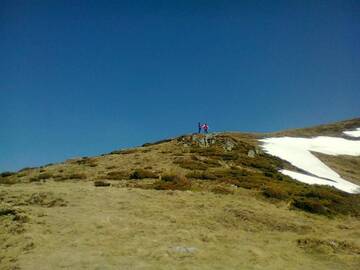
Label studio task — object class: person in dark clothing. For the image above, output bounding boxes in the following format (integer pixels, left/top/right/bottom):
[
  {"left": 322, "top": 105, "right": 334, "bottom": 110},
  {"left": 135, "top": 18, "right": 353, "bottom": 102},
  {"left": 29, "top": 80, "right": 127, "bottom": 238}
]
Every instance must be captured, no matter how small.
[{"left": 198, "top": 122, "right": 202, "bottom": 133}]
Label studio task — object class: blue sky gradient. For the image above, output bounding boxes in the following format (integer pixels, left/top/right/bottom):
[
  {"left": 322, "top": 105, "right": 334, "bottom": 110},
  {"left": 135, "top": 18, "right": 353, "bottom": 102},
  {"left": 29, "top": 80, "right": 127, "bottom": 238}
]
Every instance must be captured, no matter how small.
[{"left": 1, "top": 0, "right": 360, "bottom": 171}]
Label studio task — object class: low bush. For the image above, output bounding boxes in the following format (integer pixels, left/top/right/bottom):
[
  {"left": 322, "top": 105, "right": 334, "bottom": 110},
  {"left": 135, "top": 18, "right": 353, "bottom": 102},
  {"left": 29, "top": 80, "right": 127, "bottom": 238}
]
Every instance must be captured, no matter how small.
[
  {"left": 53, "top": 175, "right": 67, "bottom": 181},
  {"left": 186, "top": 170, "right": 217, "bottom": 180},
  {"left": 210, "top": 185, "right": 234, "bottom": 195},
  {"left": 152, "top": 174, "right": 191, "bottom": 191},
  {"left": 292, "top": 198, "right": 331, "bottom": 216},
  {"left": 1, "top": 171, "right": 15, "bottom": 177},
  {"left": 73, "top": 157, "right": 98, "bottom": 167},
  {"left": 262, "top": 185, "right": 289, "bottom": 200},
  {"left": 129, "top": 169, "right": 157, "bottom": 179},
  {"left": 29, "top": 172, "right": 53, "bottom": 182},
  {"left": 38, "top": 173, "right": 53, "bottom": 180},
  {"left": 141, "top": 138, "right": 172, "bottom": 147},
  {"left": 107, "top": 171, "right": 129, "bottom": 180},
  {"left": 67, "top": 173, "right": 87, "bottom": 180},
  {"left": 0, "top": 177, "right": 17, "bottom": 184},
  {"left": 94, "top": 180, "right": 111, "bottom": 187},
  {"left": 110, "top": 149, "right": 138, "bottom": 155}
]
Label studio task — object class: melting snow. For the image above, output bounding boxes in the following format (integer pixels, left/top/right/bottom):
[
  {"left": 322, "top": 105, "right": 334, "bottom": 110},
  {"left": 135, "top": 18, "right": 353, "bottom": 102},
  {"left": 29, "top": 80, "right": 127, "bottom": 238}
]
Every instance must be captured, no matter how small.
[
  {"left": 343, "top": 128, "right": 360, "bottom": 138},
  {"left": 260, "top": 135, "right": 360, "bottom": 193}
]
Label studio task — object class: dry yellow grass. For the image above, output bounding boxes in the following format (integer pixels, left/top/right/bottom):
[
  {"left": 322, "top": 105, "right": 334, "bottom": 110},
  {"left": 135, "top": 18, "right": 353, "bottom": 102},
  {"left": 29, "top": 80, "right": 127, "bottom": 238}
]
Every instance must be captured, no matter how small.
[{"left": 1, "top": 181, "right": 360, "bottom": 270}]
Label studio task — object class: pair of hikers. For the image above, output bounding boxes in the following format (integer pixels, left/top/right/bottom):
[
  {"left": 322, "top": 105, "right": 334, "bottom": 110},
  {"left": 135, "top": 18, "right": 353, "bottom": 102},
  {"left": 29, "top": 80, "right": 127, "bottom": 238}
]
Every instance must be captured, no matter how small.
[{"left": 198, "top": 122, "right": 209, "bottom": 134}]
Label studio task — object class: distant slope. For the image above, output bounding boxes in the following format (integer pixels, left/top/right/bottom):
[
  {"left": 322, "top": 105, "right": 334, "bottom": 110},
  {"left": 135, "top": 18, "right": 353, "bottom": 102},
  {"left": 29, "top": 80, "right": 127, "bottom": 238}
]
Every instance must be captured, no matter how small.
[{"left": 263, "top": 118, "right": 360, "bottom": 138}]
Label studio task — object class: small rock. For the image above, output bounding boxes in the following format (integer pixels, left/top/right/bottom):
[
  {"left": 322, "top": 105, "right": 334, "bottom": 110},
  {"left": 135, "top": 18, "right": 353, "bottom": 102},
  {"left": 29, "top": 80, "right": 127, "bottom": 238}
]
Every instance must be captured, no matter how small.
[
  {"left": 248, "top": 149, "right": 256, "bottom": 158},
  {"left": 223, "top": 139, "right": 235, "bottom": 151},
  {"left": 255, "top": 146, "right": 263, "bottom": 155},
  {"left": 170, "top": 246, "right": 198, "bottom": 254}
]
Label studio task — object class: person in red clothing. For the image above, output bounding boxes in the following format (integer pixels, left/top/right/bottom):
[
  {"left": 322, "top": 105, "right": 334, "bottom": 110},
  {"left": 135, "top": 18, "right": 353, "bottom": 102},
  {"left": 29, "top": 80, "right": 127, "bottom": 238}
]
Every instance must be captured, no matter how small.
[{"left": 203, "top": 123, "right": 209, "bottom": 133}]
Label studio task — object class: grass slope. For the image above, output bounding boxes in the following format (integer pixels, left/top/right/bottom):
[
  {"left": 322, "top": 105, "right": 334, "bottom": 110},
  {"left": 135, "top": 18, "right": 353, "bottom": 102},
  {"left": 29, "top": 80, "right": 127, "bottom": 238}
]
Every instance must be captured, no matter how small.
[{"left": 1, "top": 118, "right": 360, "bottom": 269}]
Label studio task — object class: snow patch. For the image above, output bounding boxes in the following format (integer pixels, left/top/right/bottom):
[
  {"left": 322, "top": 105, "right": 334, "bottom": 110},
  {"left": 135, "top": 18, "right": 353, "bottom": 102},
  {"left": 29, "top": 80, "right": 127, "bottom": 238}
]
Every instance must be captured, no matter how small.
[
  {"left": 260, "top": 135, "right": 360, "bottom": 194},
  {"left": 343, "top": 128, "right": 360, "bottom": 138}
]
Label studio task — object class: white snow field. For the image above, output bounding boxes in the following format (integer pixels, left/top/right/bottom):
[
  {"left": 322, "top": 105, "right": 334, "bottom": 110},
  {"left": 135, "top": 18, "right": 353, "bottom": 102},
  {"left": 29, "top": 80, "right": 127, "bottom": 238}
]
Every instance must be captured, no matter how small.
[
  {"left": 343, "top": 127, "right": 360, "bottom": 138},
  {"left": 260, "top": 135, "right": 360, "bottom": 193}
]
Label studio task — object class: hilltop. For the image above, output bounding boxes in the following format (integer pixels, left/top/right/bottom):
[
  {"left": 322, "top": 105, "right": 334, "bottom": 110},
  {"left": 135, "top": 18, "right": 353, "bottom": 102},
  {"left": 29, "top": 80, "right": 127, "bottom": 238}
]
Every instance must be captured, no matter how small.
[{"left": 1, "top": 118, "right": 360, "bottom": 269}]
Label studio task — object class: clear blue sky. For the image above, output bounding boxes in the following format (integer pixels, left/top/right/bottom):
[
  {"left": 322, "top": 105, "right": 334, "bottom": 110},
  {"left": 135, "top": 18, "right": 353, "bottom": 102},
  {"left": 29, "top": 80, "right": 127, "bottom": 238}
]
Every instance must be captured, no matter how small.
[{"left": 1, "top": 0, "right": 359, "bottom": 172}]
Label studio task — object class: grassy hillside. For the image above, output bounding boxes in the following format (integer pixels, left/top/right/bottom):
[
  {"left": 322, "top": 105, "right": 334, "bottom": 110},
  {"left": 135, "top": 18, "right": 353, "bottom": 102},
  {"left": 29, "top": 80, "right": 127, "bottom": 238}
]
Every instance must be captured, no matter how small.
[
  {"left": 1, "top": 118, "right": 360, "bottom": 269},
  {"left": 262, "top": 118, "right": 360, "bottom": 138}
]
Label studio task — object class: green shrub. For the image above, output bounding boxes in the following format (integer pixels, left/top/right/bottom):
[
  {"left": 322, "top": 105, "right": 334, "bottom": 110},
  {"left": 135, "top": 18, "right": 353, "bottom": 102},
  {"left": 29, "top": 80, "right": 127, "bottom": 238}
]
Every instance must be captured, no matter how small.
[
  {"left": 264, "top": 172, "right": 274, "bottom": 178},
  {"left": 292, "top": 198, "right": 331, "bottom": 215},
  {"left": 0, "top": 171, "right": 15, "bottom": 177},
  {"left": 303, "top": 188, "right": 344, "bottom": 202},
  {"left": 129, "top": 169, "right": 157, "bottom": 179}
]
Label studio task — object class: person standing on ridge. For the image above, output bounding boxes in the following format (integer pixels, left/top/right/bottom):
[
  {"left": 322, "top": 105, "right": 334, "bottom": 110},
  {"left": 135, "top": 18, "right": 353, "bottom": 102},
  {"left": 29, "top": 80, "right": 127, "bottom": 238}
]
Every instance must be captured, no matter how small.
[
  {"left": 198, "top": 122, "right": 202, "bottom": 134},
  {"left": 203, "top": 123, "right": 209, "bottom": 133}
]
